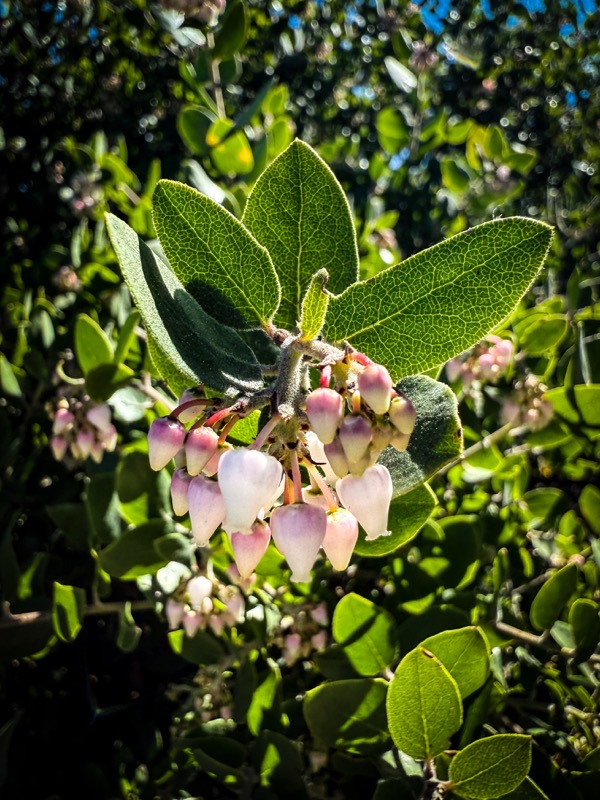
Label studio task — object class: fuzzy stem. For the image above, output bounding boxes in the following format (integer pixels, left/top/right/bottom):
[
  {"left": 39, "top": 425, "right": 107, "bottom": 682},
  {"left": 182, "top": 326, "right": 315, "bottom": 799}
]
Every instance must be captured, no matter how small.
[{"left": 250, "top": 413, "right": 281, "bottom": 450}]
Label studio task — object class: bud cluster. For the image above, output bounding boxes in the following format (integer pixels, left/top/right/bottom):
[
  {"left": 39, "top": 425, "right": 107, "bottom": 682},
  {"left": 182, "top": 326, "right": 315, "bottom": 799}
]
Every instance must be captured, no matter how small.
[
  {"left": 446, "top": 335, "right": 514, "bottom": 386},
  {"left": 164, "top": 573, "right": 245, "bottom": 638},
  {"left": 50, "top": 398, "right": 117, "bottom": 463},
  {"left": 500, "top": 374, "right": 554, "bottom": 431},
  {"left": 147, "top": 350, "right": 416, "bottom": 584},
  {"left": 279, "top": 602, "right": 329, "bottom": 666}
]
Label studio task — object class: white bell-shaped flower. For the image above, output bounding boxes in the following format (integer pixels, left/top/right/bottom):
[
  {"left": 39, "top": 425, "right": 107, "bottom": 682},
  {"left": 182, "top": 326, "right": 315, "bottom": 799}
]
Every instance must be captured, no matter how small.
[
  {"left": 185, "top": 426, "right": 219, "bottom": 476},
  {"left": 230, "top": 520, "right": 271, "bottom": 579},
  {"left": 322, "top": 508, "right": 359, "bottom": 570},
  {"left": 305, "top": 430, "right": 340, "bottom": 485},
  {"left": 336, "top": 465, "right": 393, "bottom": 541},
  {"left": 270, "top": 503, "right": 327, "bottom": 583},
  {"left": 188, "top": 475, "right": 226, "bottom": 546},
  {"left": 170, "top": 468, "right": 194, "bottom": 516},
  {"left": 187, "top": 575, "right": 213, "bottom": 608},
  {"left": 219, "top": 448, "right": 283, "bottom": 534},
  {"left": 305, "top": 387, "right": 344, "bottom": 444}
]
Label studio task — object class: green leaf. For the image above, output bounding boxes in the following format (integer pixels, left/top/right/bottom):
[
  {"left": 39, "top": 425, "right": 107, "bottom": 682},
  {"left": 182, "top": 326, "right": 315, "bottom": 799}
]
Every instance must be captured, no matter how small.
[
  {"left": 207, "top": 118, "right": 254, "bottom": 176},
  {"left": 213, "top": 0, "right": 248, "bottom": 60},
  {"left": 354, "top": 483, "right": 436, "bottom": 557},
  {"left": 579, "top": 484, "right": 600, "bottom": 534},
  {"left": 113, "top": 310, "right": 140, "bottom": 365},
  {"left": 247, "top": 660, "right": 283, "bottom": 735},
  {"left": 85, "top": 362, "right": 135, "bottom": 402},
  {"left": 323, "top": 218, "right": 553, "bottom": 379},
  {"left": 0, "top": 354, "right": 21, "bottom": 398},
  {"left": 152, "top": 180, "right": 279, "bottom": 329},
  {"left": 518, "top": 314, "right": 568, "bottom": 354},
  {"left": 379, "top": 375, "right": 462, "bottom": 496},
  {"left": 168, "top": 629, "right": 225, "bottom": 666},
  {"left": 176, "top": 106, "right": 215, "bottom": 155},
  {"left": 243, "top": 140, "right": 359, "bottom": 330},
  {"left": 569, "top": 598, "right": 600, "bottom": 662},
  {"left": 299, "top": 269, "right": 330, "bottom": 340},
  {"left": 98, "top": 519, "right": 170, "bottom": 579},
  {"left": 52, "top": 582, "right": 86, "bottom": 643},
  {"left": 386, "top": 647, "right": 463, "bottom": 760},
  {"left": 530, "top": 563, "right": 578, "bottom": 632},
  {"left": 304, "top": 678, "right": 390, "bottom": 755},
  {"left": 441, "top": 159, "right": 471, "bottom": 194},
  {"left": 253, "top": 731, "right": 306, "bottom": 796},
  {"left": 332, "top": 593, "right": 397, "bottom": 676},
  {"left": 106, "top": 213, "right": 263, "bottom": 393},
  {"left": 448, "top": 734, "right": 532, "bottom": 799},
  {"left": 420, "top": 627, "right": 489, "bottom": 699},
  {"left": 116, "top": 450, "right": 170, "bottom": 526},
  {"left": 545, "top": 384, "right": 600, "bottom": 436},
  {"left": 497, "top": 777, "right": 548, "bottom": 799},
  {"left": 74, "top": 314, "right": 114, "bottom": 374},
  {"left": 116, "top": 602, "right": 142, "bottom": 653},
  {"left": 376, "top": 108, "right": 409, "bottom": 152}
]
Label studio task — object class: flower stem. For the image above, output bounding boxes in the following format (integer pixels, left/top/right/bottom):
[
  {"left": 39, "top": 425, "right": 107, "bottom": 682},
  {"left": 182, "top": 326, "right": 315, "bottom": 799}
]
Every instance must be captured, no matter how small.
[{"left": 303, "top": 460, "right": 338, "bottom": 512}]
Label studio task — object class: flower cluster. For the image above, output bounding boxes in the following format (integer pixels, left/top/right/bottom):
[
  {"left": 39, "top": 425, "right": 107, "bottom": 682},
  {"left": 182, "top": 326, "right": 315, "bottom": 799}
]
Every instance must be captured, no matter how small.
[
  {"left": 279, "top": 602, "right": 329, "bottom": 666},
  {"left": 164, "top": 573, "right": 245, "bottom": 638},
  {"left": 446, "top": 335, "right": 514, "bottom": 386},
  {"left": 500, "top": 374, "right": 554, "bottom": 431},
  {"left": 148, "top": 351, "right": 416, "bottom": 583},
  {"left": 50, "top": 399, "right": 117, "bottom": 463}
]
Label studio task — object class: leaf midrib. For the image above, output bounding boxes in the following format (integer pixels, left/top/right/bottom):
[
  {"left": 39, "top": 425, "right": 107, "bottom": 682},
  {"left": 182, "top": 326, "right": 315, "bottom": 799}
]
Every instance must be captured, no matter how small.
[
  {"left": 334, "top": 228, "right": 545, "bottom": 340},
  {"left": 454, "top": 746, "right": 523, "bottom": 789}
]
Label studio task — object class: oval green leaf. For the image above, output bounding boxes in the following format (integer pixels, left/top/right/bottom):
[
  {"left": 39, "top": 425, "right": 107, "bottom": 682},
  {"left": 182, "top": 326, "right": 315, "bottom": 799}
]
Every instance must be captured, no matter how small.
[
  {"left": 386, "top": 647, "right": 463, "bottom": 761},
  {"left": 243, "top": 140, "right": 359, "bottom": 331},
  {"left": 152, "top": 180, "right": 280, "bottom": 329},
  {"left": 449, "top": 734, "right": 532, "bottom": 799},
  {"left": 420, "top": 627, "right": 489, "bottom": 699},
  {"left": 299, "top": 268, "right": 330, "bottom": 340},
  {"left": 52, "top": 582, "right": 86, "bottom": 643},
  {"left": 332, "top": 593, "right": 397, "bottom": 676},
  {"left": 569, "top": 598, "right": 600, "bottom": 662},
  {"left": 530, "top": 563, "right": 578, "bottom": 632},
  {"left": 323, "top": 217, "right": 553, "bottom": 379},
  {"left": 75, "top": 313, "right": 114, "bottom": 374}
]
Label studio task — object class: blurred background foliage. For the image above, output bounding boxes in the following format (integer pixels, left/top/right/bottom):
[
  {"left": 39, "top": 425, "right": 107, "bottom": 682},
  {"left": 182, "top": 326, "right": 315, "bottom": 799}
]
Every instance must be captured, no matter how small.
[{"left": 1, "top": 1, "right": 599, "bottom": 798}]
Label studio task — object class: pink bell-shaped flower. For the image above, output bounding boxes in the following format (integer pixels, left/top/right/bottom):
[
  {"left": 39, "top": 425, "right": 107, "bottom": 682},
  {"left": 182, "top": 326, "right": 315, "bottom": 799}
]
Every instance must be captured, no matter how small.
[
  {"left": 322, "top": 508, "right": 359, "bottom": 570},
  {"left": 101, "top": 423, "right": 118, "bottom": 452},
  {"left": 53, "top": 407, "right": 74, "bottom": 435},
  {"left": 302, "top": 487, "right": 332, "bottom": 512},
  {"left": 165, "top": 598, "right": 185, "bottom": 629},
  {"left": 336, "top": 465, "right": 393, "bottom": 541},
  {"left": 185, "top": 426, "right": 219, "bottom": 476},
  {"left": 358, "top": 364, "right": 393, "bottom": 415},
  {"left": 170, "top": 468, "right": 194, "bottom": 516},
  {"left": 202, "top": 441, "right": 232, "bottom": 477},
  {"left": 90, "top": 442, "right": 105, "bottom": 464},
  {"left": 305, "top": 387, "right": 344, "bottom": 444},
  {"left": 219, "top": 448, "right": 283, "bottom": 534},
  {"left": 339, "top": 414, "right": 372, "bottom": 465},
  {"left": 148, "top": 417, "right": 186, "bottom": 471},
  {"left": 86, "top": 403, "right": 112, "bottom": 433},
  {"left": 324, "top": 436, "right": 349, "bottom": 479},
  {"left": 270, "top": 503, "right": 327, "bottom": 583},
  {"left": 76, "top": 429, "right": 94, "bottom": 459},
  {"left": 391, "top": 431, "right": 410, "bottom": 453},
  {"left": 178, "top": 388, "right": 204, "bottom": 423},
  {"left": 51, "top": 435, "right": 67, "bottom": 461},
  {"left": 187, "top": 575, "right": 213, "bottom": 608},
  {"left": 183, "top": 609, "right": 201, "bottom": 637},
  {"left": 188, "top": 475, "right": 226, "bottom": 546},
  {"left": 230, "top": 520, "right": 271, "bottom": 578},
  {"left": 388, "top": 395, "right": 416, "bottom": 436}
]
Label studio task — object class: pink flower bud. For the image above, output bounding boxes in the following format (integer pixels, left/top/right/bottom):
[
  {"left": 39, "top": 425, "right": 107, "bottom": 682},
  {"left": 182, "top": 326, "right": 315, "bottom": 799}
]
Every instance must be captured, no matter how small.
[
  {"left": 311, "top": 603, "right": 329, "bottom": 626},
  {"left": 90, "top": 442, "right": 105, "bottom": 464},
  {"left": 223, "top": 591, "right": 245, "bottom": 624},
  {"left": 494, "top": 339, "right": 513, "bottom": 363},
  {"left": 183, "top": 610, "right": 201, "bottom": 637},
  {"left": 230, "top": 520, "right": 271, "bottom": 578},
  {"left": 219, "top": 448, "right": 283, "bottom": 534},
  {"left": 322, "top": 508, "right": 359, "bottom": 571},
  {"left": 187, "top": 575, "right": 213, "bottom": 608},
  {"left": 174, "top": 448, "right": 187, "bottom": 469},
  {"left": 336, "top": 465, "right": 393, "bottom": 541},
  {"left": 358, "top": 364, "right": 393, "bottom": 415},
  {"left": 339, "top": 414, "right": 372, "bottom": 465},
  {"left": 305, "top": 387, "right": 344, "bottom": 444},
  {"left": 446, "top": 358, "right": 464, "bottom": 384},
  {"left": 86, "top": 403, "right": 112, "bottom": 433},
  {"left": 388, "top": 395, "right": 416, "bottom": 435},
  {"left": 209, "top": 615, "right": 225, "bottom": 636},
  {"left": 185, "top": 426, "right": 219, "bottom": 476},
  {"left": 178, "top": 388, "right": 204, "bottom": 423},
  {"left": 76, "top": 429, "right": 94, "bottom": 459},
  {"left": 53, "top": 407, "right": 74, "bottom": 435},
  {"left": 188, "top": 475, "right": 226, "bottom": 546},
  {"left": 148, "top": 417, "right": 186, "bottom": 471},
  {"left": 391, "top": 431, "right": 410, "bottom": 453},
  {"left": 101, "top": 423, "right": 118, "bottom": 452},
  {"left": 311, "top": 630, "right": 328, "bottom": 651},
  {"left": 324, "top": 437, "right": 349, "bottom": 479},
  {"left": 347, "top": 454, "right": 371, "bottom": 477},
  {"left": 202, "top": 441, "right": 231, "bottom": 477},
  {"left": 171, "top": 468, "right": 194, "bottom": 516},
  {"left": 283, "top": 632, "right": 303, "bottom": 664},
  {"left": 165, "top": 598, "right": 185, "bottom": 629},
  {"left": 51, "top": 435, "right": 67, "bottom": 461},
  {"left": 302, "top": 488, "right": 332, "bottom": 512},
  {"left": 270, "top": 503, "right": 326, "bottom": 583}
]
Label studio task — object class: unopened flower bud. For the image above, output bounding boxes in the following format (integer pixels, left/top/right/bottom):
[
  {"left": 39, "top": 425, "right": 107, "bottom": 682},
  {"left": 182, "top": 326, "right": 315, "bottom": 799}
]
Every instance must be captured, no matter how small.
[
  {"left": 223, "top": 591, "right": 245, "bottom": 624},
  {"left": 336, "top": 465, "right": 393, "bottom": 541},
  {"left": 90, "top": 442, "right": 105, "bottom": 464},
  {"left": 322, "top": 508, "right": 359, "bottom": 571},
  {"left": 101, "top": 423, "right": 118, "bottom": 452},
  {"left": 311, "top": 603, "right": 329, "bottom": 626},
  {"left": 388, "top": 395, "right": 416, "bottom": 435},
  {"left": 187, "top": 575, "right": 213, "bottom": 607},
  {"left": 185, "top": 426, "right": 219, "bottom": 476},
  {"left": 270, "top": 503, "right": 326, "bottom": 583},
  {"left": 202, "top": 441, "right": 232, "bottom": 477},
  {"left": 183, "top": 609, "right": 201, "bottom": 637},
  {"left": 324, "top": 436, "right": 349, "bottom": 479},
  {"left": 165, "top": 598, "right": 185, "bottom": 629},
  {"left": 306, "top": 387, "right": 344, "bottom": 444},
  {"left": 339, "top": 414, "right": 372, "bottom": 465},
  {"left": 174, "top": 448, "right": 187, "bottom": 469},
  {"left": 178, "top": 388, "right": 204, "bottom": 423},
  {"left": 358, "top": 364, "right": 393, "bottom": 415},
  {"left": 209, "top": 615, "right": 225, "bottom": 636},
  {"left": 230, "top": 520, "right": 271, "bottom": 578},
  {"left": 171, "top": 468, "right": 194, "bottom": 516},
  {"left": 76, "top": 429, "right": 94, "bottom": 459},
  {"left": 51, "top": 435, "right": 68, "bottom": 461},
  {"left": 283, "top": 632, "right": 303, "bottom": 664},
  {"left": 148, "top": 417, "right": 186, "bottom": 471},
  {"left": 188, "top": 475, "right": 226, "bottom": 546},
  {"left": 219, "top": 448, "right": 283, "bottom": 534},
  {"left": 391, "top": 431, "right": 410, "bottom": 453},
  {"left": 311, "top": 630, "right": 328, "bottom": 651},
  {"left": 86, "top": 403, "right": 112, "bottom": 433},
  {"left": 53, "top": 407, "right": 74, "bottom": 435}
]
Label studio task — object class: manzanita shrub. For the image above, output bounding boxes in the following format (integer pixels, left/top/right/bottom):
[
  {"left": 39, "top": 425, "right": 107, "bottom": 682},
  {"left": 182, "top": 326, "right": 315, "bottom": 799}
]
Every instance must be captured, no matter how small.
[{"left": 106, "top": 139, "right": 554, "bottom": 798}]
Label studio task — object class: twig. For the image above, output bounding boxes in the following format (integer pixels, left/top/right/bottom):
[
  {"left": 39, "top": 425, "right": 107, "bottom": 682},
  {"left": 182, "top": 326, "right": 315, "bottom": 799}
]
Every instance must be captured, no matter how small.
[
  {"left": 0, "top": 600, "right": 155, "bottom": 631},
  {"left": 436, "top": 421, "right": 515, "bottom": 478}
]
